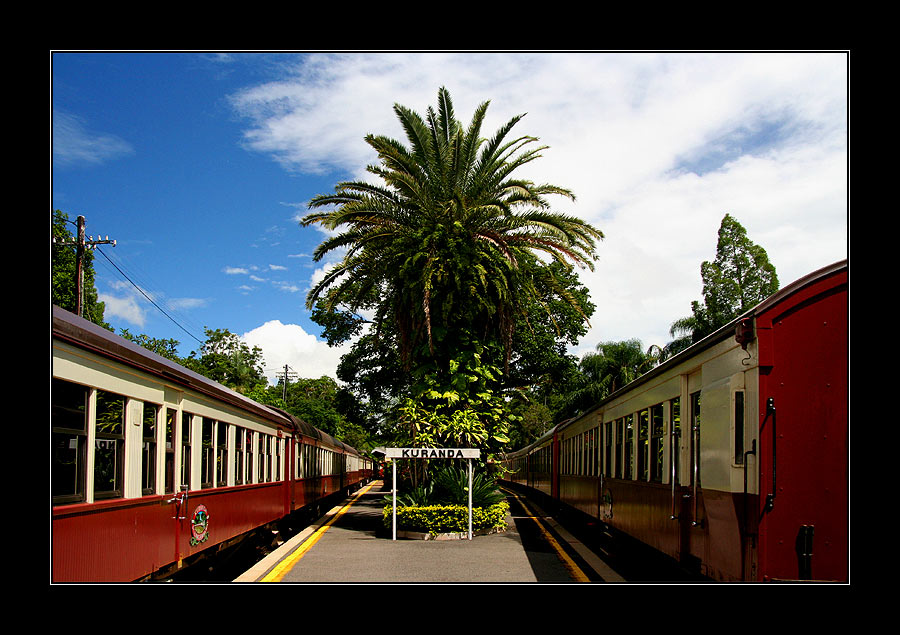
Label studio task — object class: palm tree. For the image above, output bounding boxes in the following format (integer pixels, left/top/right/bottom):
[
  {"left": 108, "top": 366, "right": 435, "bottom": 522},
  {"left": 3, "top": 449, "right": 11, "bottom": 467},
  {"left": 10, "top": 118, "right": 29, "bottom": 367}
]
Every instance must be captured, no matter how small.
[
  {"left": 302, "top": 88, "right": 603, "bottom": 380},
  {"left": 564, "top": 339, "right": 656, "bottom": 415}
]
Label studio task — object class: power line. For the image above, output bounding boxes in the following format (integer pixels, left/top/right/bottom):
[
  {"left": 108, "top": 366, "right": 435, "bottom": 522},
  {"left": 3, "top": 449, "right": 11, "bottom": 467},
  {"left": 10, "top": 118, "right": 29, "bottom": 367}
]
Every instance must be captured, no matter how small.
[
  {"left": 93, "top": 242, "right": 206, "bottom": 346},
  {"left": 54, "top": 213, "right": 204, "bottom": 346},
  {"left": 94, "top": 246, "right": 204, "bottom": 346}
]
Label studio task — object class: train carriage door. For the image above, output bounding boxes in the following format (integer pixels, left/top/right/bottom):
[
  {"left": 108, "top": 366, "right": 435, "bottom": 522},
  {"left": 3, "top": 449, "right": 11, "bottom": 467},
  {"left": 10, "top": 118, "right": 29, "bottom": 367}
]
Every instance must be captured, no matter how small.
[{"left": 757, "top": 279, "right": 848, "bottom": 582}]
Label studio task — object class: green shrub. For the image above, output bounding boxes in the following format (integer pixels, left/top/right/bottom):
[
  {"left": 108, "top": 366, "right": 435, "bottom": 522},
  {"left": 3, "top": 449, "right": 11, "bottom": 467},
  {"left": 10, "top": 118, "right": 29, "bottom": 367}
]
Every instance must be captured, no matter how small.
[
  {"left": 383, "top": 465, "right": 506, "bottom": 508},
  {"left": 383, "top": 501, "right": 510, "bottom": 536},
  {"left": 432, "top": 466, "right": 506, "bottom": 507}
]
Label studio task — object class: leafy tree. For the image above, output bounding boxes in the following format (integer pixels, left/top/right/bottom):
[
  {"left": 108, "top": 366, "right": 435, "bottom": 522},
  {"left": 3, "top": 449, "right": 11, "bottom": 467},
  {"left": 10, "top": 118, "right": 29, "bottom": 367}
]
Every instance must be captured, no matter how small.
[
  {"left": 249, "top": 376, "right": 376, "bottom": 451},
  {"left": 668, "top": 214, "right": 779, "bottom": 354},
  {"left": 563, "top": 339, "right": 657, "bottom": 418},
  {"left": 119, "top": 329, "right": 182, "bottom": 362},
  {"left": 302, "top": 88, "right": 602, "bottom": 462},
  {"left": 184, "top": 327, "right": 267, "bottom": 395},
  {"left": 51, "top": 210, "right": 109, "bottom": 328},
  {"left": 507, "top": 400, "right": 554, "bottom": 449},
  {"left": 283, "top": 376, "right": 345, "bottom": 437}
]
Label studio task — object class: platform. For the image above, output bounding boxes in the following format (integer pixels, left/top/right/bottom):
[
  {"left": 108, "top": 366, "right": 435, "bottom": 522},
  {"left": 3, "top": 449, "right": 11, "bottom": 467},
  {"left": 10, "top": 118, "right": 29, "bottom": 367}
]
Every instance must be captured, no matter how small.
[{"left": 235, "top": 479, "right": 585, "bottom": 583}]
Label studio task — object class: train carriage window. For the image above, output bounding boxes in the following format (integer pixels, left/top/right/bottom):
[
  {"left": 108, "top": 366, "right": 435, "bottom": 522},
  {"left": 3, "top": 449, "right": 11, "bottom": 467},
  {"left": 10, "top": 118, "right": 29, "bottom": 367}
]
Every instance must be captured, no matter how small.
[
  {"left": 734, "top": 391, "right": 745, "bottom": 465},
  {"left": 690, "top": 392, "right": 701, "bottom": 488},
  {"left": 590, "top": 429, "right": 595, "bottom": 477},
  {"left": 216, "top": 422, "right": 228, "bottom": 487},
  {"left": 650, "top": 404, "right": 664, "bottom": 483},
  {"left": 573, "top": 436, "right": 578, "bottom": 476},
  {"left": 247, "top": 431, "right": 255, "bottom": 483},
  {"left": 604, "top": 421, "right": 612, "bottom": 477},
  {"left": 670, "top": 398, "right": 681, "bottom": 486},
  {"left": 299, "top": 443, "right": 306, "bottom": 479},
  {"left": 164, "top": 409, "right": 175, "bottom": 494},
  {"left": 580, "top": 434, "right": 586, "bottom": 476},
  {"left": 52, "top": 379, "right": 88, "bottom": 505},
  {"left": 584, "top": 430, "right": 594, "bottom": 476},
  {"left": 181, "top": 413, "right": 192, "bottom": 490},
  {"left": 572, "top": 434, "right": 584, "bottom": 474},
  {"left": 624, "top": 414, "right": 634, "bottom": 480},
  {"left": 235, "top": 428, "right": 245, "bottom": 485},
  {"left": 201, "top": 418, "right": 214, "bottom": 489},
  {"left": 574, "top": 436, "right": 579, "bottom": 475},
  {"left": 638, "top": 410, "right": 649, "bottom": 481},
  {"left": 141, "top": 403, "right": 159, "bottom": 495},
  {"left": 274, "top": 438, "right": 282, "bottom": 481},
  {"left": 299, "top": 442, "right": 306, "bottom": 479},
  {"left": 615, "top": 418, "right": 623, "bottom": 478},
  {"left": 258, "top": 435, "right": 269, "bottom": 482},
  {"left": 94, "top": 389, "right": 126, "bottom": 500}
]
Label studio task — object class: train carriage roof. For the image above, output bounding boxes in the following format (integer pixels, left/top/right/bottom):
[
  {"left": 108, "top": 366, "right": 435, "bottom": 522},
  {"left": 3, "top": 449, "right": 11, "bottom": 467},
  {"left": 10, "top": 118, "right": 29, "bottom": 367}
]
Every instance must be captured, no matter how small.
[
  {"left": 52, "top": 306, "right": 363, "bottom": 457},
  {"left": 504, "top": 259, "right": 848, "bottom": 459},
  {"left": 566, "top": 259, "right": 847, "bottom": 426},
  {"left": 54, "top": 306, "right": 297, "bottom": 436}
]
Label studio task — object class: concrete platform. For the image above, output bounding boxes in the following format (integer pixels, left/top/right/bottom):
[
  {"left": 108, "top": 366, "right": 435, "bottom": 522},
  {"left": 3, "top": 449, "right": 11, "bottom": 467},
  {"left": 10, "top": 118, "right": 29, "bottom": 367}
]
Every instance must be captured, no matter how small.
[{"left": 235, "top": 480, "right": 574, "bottom": 583}]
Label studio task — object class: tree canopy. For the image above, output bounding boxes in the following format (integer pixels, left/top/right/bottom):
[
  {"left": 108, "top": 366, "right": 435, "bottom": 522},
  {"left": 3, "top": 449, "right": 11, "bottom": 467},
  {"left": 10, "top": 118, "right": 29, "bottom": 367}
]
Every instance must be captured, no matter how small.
[
  {"left": 302, "top": 88, "right": 603, "bottom": 466},
  {"left": 668, "top": 213, "right": 779, "bottom": 355}
]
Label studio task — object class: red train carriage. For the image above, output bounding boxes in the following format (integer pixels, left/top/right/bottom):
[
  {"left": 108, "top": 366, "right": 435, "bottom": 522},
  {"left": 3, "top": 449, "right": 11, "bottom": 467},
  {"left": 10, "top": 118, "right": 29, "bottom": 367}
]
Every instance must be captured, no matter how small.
[
  {"left": 502, "top": 260, "right": 848, "bottom": 582},
  {"left": 51, "top": 307, "right": 372, "bottom": 582}
]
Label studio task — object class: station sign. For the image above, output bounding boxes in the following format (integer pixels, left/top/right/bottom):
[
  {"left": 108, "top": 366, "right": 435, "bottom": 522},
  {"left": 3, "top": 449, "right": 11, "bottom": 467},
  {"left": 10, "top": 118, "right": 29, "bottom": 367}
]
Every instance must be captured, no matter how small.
[
  {"left": 385, "top": 448, "right": 480, "bottom": 459},
  {"left": 385, "top": 447, "right": 482, "bottom": 541}
]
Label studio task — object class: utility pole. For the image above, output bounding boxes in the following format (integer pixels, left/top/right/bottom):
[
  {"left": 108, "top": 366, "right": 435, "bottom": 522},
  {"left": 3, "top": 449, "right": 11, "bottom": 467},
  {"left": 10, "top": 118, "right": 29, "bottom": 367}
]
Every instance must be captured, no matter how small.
[
  {"left": 279, "top": 364, "right": 298, "bottom": 401},
  {"left": 54, "top": 215, "right": 116, "bottom": 318}
]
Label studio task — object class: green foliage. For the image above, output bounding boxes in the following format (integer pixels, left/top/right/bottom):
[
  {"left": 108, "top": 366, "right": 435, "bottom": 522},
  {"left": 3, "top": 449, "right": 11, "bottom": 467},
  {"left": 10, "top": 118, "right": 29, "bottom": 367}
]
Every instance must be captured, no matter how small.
[
  {"left": 385, "top": 465, "right": 506, "bottom": 508},
  {"left": 51, "top": 210, "right": 109, "bottom": 328},
  {"left": 183, "top": 327, "right": 267, "bottom": 395},
  {"left": 302, "top": 88, "right": 602, "bottom": 449},
  {"left": 383, "top": 501, "right": 510, "bottom": 536},
  {"left": 248, "top": 376, "right": 374, "bottom": 449},
  {"left": 432, "top": 466, "right": 507, "bottom": 507},
  {"left": 119, "top": 329, "right": 182, "bottom": 362},
  {"left": 543, "top": 338, "right": 661, "bottom": 425},
  {"left": 508, "top": 400, "right": 554, "bottom": 449},
  {"left": 391, "top": 481, "right": 435, "bottom": 507},
  {"left": 669, "top": 214, "right": 779, "bottom": 352}
]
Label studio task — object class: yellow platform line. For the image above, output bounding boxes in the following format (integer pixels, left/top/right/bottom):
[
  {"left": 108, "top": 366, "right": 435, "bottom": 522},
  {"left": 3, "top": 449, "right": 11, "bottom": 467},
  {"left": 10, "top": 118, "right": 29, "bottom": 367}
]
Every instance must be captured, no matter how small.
[
  {"left": 502, "top": 487, "right": 590, "bottom": 583},
  {"left": 261, "top": 481, "right": 378, "bottom": 582}
]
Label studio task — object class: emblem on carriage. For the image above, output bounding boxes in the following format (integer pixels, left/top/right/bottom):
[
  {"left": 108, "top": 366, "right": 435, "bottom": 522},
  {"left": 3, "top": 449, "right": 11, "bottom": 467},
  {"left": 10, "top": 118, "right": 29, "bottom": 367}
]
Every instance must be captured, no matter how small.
[
  {"left": 600, "top": 489, "right": 613, "bottom": 520},
  {"left": 190, "top": 505, "right": 210, "bottom": 546}
]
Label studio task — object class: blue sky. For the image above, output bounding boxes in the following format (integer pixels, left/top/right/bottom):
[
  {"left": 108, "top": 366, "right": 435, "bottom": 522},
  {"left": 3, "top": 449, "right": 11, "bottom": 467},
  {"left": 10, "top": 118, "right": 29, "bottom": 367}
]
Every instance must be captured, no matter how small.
[{"left": 51, "top": 52, "right": 848, "bottom": 384}]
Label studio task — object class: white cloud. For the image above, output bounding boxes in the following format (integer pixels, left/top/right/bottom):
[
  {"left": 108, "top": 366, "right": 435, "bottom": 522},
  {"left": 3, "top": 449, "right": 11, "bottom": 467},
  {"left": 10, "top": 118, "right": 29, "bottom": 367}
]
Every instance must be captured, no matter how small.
[
  {"left": 53, "top": 110, "right": 134, "bottom": 168},
  {"left": 232, "top": 52, "right": 848, "bottom": 352},
  {"left": 98, "top": 291, "right": 147, "bottom": 328},
  {"left": 241, "top": 320, "right": 352, "bottom": 383},
  {"left": 167, "top": 297, "right": 209, "bottom": 311}
]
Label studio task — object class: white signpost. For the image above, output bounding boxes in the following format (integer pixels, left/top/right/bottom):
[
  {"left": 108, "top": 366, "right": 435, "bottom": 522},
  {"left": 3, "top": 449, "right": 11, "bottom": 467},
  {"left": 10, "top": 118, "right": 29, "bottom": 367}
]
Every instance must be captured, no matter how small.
[{"left": 385, "top": 448, "right": 481, "bottom": 541}]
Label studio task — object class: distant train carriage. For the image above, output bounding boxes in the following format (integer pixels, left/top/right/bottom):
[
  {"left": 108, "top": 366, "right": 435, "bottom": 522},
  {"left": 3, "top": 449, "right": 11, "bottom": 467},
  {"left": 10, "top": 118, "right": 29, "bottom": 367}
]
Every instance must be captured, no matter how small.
[
  {"left": 51, "top": 307, "right": 372, "bottom": 582},
  {"left": 502, "top": 260, "right": 848, "bottom": 582}
]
